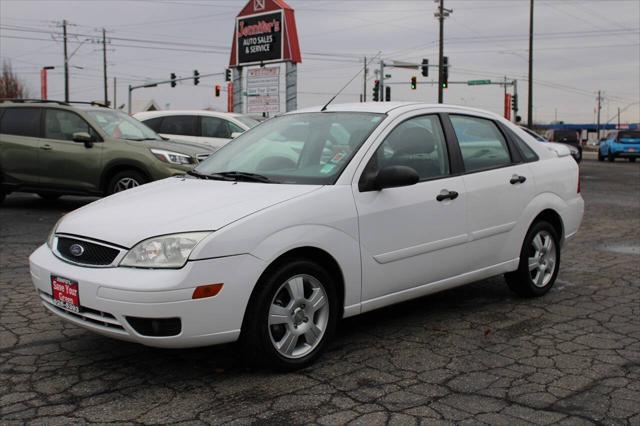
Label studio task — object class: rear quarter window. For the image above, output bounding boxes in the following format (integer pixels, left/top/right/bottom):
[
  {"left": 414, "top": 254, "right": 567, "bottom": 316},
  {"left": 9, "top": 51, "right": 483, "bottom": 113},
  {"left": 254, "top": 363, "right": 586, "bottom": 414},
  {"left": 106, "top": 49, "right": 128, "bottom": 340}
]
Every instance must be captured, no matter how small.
[{"left": 0, "top": 108, "right": 41, "bottom": 138}]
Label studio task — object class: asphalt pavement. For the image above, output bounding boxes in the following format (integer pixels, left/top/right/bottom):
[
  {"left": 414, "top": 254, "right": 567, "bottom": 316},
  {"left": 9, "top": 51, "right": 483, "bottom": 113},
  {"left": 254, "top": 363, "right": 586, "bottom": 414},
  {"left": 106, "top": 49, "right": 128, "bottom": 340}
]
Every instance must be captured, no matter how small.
[{"left": 1, "top": 158, "right": 639, "bottom": 425}]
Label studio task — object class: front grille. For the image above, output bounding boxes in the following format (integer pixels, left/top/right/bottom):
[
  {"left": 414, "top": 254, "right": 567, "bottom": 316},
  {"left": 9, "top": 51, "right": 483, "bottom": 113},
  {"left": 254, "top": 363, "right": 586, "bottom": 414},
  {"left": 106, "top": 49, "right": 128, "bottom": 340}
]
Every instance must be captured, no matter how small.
[
  {"left": 39, "top": 291, "right": 126, "bottom": 333},
  {"left": 56, "top": 237, "right": 120, "bottom": 266}
]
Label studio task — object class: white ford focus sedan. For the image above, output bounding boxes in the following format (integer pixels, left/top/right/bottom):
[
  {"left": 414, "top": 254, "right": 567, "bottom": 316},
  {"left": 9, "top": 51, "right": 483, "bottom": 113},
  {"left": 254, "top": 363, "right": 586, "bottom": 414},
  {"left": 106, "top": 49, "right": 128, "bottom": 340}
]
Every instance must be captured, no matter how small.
[{"left": 30, "top": 103, "right": 584, "bottom": 370}]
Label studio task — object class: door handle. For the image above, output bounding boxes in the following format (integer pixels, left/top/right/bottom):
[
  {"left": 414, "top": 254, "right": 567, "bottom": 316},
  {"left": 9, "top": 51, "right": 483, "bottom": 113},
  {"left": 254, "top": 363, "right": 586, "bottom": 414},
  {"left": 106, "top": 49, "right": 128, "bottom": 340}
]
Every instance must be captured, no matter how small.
[
  {"left": 40, "top": 144, "right": 52, "bottom": 151},
  {"left": 510, "top": 174, "right": 527, "bottom": 184},
  {"left": 436, "top": 189, "right": 459, "bottom": 202}
]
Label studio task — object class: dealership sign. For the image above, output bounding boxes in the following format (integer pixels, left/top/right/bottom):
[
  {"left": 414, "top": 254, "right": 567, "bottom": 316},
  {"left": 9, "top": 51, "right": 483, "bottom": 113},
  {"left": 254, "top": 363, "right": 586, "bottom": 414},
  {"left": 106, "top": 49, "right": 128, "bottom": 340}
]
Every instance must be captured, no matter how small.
[
  {"left": 246, "top": 67, "right": 280, "bottom": 113},
  {"left": 237, "top": 11, "right": 283, "bottom": 65},
  {"left": 230, "top": 0, "right": 301, "bottom": 67}
]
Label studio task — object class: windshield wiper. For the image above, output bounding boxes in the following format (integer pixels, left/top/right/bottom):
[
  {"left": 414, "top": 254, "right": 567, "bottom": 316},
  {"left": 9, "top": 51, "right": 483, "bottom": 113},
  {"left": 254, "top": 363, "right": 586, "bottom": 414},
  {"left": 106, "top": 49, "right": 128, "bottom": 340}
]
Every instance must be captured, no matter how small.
[
  {"left": 185, "top": 170, "right": 220, "bottom": 180},
  {"left": 214, "top": 171, "right": 278, "bottom": 183}
]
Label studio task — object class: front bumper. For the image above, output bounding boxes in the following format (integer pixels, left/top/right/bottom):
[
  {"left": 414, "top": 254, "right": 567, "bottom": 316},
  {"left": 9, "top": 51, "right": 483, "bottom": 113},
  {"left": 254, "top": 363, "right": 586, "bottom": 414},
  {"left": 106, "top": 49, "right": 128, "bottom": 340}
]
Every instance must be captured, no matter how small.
[{"left": 29, "top": 244, "right": 264, "bottom": 348}]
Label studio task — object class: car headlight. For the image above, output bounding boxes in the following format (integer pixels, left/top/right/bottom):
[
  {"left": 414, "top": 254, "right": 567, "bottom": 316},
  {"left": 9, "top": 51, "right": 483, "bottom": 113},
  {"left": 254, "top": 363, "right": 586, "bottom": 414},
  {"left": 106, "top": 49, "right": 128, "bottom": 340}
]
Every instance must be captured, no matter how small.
[
  {"left": 47, "top": 216, "right": 64, "bottom": 248},
  {"left": 120, "top": 232, "right": 210, "bottom": 268},
  {"left": 150, "top": 149, "right": 194, "bottom": 165}
]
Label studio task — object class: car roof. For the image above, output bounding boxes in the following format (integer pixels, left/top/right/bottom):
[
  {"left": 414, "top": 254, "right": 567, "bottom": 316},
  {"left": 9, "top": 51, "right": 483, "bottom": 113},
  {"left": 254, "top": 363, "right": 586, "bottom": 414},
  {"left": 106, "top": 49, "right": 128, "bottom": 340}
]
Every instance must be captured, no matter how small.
[
  {"left": 291, "top": 102, "right": 506, "bottom": 119},
  {"left": 133, "top": 110, "right": 246, "bottom": 119}
]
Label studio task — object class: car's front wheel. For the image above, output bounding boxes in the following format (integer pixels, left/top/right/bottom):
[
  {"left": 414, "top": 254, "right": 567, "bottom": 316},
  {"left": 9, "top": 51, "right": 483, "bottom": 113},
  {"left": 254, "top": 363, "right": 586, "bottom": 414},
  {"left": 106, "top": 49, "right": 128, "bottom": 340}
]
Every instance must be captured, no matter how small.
[
  {"left": 630, "top": 158, "right": 636, "bottom": 163},
  {"left": 597, "top": 150, "right": 604, "bottom": 161},
  {"left": 107, "top": 170, "right": 147, "bottom": 195},
  {"left": 241, "top": 258, "right": 338, "bottom": 371},
  {"left": 607, "top": 150, "right": 615, "bottom": 162},
  {"left": 505, "top": 220, "right": 560, "bottom": 297}
]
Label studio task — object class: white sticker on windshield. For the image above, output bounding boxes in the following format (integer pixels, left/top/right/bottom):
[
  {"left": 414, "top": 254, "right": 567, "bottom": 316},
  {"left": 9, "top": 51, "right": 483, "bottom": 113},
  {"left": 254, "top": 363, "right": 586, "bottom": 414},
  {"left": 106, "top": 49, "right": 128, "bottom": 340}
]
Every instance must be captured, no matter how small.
[{"left": 320, "top": 164, "right": 336, "bottom": 174}]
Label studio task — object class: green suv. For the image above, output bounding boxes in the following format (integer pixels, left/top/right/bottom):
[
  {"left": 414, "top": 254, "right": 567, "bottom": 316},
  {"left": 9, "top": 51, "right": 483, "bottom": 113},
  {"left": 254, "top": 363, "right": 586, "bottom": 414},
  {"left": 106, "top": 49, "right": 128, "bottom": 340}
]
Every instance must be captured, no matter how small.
[{"left": 0, "top": 100, "right": 213, "bottom": 203}]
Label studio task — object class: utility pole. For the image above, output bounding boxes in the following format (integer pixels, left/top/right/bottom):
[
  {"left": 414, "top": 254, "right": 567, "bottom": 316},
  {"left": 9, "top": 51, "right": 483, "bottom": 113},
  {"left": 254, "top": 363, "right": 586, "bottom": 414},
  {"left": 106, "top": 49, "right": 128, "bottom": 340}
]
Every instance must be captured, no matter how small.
[
  {"left": 113, "top": 77, "right": 117, "bottom": 109},
  {"left": 596, "top": 90, "right": 602, "bottom": 139},
  {"left": 102, "top": 28, "right": 108, "bottom": 106},
  {"left": 363, "top": 56, "right": 367, "bottom": 102},
  {"left": 63, "top": 19, "right": 69, "bottom": 102},
  {"left": 437, "top": 0, "right": 445, "bottom": 103},
  {"left": 527, "top": 0, "right": 534, "bottom": 128},
  {"left": 379, "top": 60, "right": 384, "bottom": 102},
  {"left": 617, "top": 107, "right": 620, "bottom": 129}
]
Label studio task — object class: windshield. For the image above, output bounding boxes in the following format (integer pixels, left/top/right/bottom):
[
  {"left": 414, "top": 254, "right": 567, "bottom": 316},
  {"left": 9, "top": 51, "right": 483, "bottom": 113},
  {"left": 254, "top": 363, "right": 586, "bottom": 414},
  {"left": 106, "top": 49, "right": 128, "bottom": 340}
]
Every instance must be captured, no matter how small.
[
  {"left": 195, "top": 112, "right": 385, "bottom": 184},
  {"left": 235, "top": 115, "right": 260, "bottom": 129},
  {"left": 86, "top": 110, "right": 161, "bottom": 141}
]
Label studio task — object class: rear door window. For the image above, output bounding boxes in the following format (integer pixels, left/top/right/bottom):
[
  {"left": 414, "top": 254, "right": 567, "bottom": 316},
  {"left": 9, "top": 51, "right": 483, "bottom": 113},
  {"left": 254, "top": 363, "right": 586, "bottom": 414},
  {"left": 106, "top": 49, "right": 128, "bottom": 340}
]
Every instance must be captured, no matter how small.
[
  {"left": 158, "top": 115, "right": 197, "bottom": 136},
  {"left": 0, "top": 108, "right": 41, "bottom": 137},
  {"left": 450, "top": 115, "right": 512, "bottom": 172},
  {"left": 201, "top": 116, "right": 231, "bottom": 138}
]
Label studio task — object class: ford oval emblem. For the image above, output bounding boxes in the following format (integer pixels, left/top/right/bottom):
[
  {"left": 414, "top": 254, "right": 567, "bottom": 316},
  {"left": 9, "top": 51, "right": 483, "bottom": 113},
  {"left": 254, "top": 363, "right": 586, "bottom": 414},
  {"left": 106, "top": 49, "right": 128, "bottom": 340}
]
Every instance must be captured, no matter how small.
[{"left": 69, "top": 244, "right": 85, "bottom": 257}]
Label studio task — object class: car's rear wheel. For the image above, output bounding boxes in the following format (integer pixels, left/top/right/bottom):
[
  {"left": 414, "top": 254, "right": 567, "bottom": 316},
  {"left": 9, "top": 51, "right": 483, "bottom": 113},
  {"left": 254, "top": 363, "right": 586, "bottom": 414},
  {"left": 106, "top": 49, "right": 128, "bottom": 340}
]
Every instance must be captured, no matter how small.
[
  {"left": 597, "top": 150, "right": 604, "bottom": 161},
  {"left": 241, "top": 258, "right": 338, "bottom": 371},
  {"left": 630, "top": 158, "right": 636, "bottom": 163},
  {"left": 607, "top": 150, "right": 615, "bottom": 162},
  {"left": 505, "top": 221, "right": 560, "bottom": 297},
  {"left": 0, "top": 191, "right": 5, "bottom": 204},
  {"left": 107, "top": 170, "right": 146, "bottom": 195}
]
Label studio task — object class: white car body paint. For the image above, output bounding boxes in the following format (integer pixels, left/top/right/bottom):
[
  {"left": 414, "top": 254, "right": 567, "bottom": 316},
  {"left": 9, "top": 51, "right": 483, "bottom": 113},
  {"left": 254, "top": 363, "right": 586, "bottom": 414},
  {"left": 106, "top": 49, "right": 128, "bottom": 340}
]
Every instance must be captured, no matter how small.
[
  {"left": 133, "top": 110, "right": 255, "bottom": 150},
  {"left": 30, "top": 103, "right": 584, "bottom": 348}
]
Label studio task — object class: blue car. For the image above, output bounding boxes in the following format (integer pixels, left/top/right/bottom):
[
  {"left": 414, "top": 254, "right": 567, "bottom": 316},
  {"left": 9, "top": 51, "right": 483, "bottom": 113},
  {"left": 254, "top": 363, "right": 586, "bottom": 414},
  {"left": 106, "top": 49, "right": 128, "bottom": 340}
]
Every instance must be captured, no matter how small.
[{"left": 599, "top": 130, "right": 640, "bottom": 162}]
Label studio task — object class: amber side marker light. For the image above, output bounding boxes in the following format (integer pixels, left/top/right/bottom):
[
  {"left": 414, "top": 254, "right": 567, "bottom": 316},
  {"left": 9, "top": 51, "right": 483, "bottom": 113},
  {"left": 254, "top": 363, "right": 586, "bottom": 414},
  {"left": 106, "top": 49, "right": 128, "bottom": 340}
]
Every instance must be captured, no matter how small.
[{"left": 192, "top": 283, "right": 224, "bottom": 299}]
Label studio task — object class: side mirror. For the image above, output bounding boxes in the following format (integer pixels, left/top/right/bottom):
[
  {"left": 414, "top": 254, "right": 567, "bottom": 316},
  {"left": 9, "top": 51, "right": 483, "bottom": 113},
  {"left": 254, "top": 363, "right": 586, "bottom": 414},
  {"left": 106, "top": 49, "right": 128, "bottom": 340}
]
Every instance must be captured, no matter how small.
[
  {"left": 230, "top": 132, "right": 242, "bottom": 139},
  {"left": 72, "top": 132, "right": 94, "bottom": 148},
  {"left": 359, "top": 165, "right": 419, "bottom": 192}
]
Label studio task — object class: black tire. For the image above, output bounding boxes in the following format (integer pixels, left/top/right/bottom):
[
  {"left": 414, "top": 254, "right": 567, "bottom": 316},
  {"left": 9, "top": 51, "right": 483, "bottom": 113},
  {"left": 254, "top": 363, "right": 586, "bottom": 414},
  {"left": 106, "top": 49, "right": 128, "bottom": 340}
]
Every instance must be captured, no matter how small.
[
  {"left": 630, "top": 158, "right": 636, "bottom": 163},
  {"left": 505, "top": 220, "right": 561, "bottom": 298},
  {"left": 240, "top": 258, "right": 339, "bottom": 371},
  {"left": 0, "top": 191, "right": 5, "bottom": 204},
  {"left": 597, "top": 150, "right": 604, "bottom": 161},
  {"left": 38, "top": 193, "right": 61, "bottom": 201},
  {"left": 107, "top": 170, "right": 147, "bottom": 195},
  {"left": 607, "top": 150, "right": 615, "bottom": 162}
]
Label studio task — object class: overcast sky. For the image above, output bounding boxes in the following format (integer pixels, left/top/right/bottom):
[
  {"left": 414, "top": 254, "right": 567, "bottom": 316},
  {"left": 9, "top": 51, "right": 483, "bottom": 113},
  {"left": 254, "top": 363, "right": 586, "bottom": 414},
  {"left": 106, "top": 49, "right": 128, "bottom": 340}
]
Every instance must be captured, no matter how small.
[{"left": 1, "top": 0, "right": 638, "bottom": 124}]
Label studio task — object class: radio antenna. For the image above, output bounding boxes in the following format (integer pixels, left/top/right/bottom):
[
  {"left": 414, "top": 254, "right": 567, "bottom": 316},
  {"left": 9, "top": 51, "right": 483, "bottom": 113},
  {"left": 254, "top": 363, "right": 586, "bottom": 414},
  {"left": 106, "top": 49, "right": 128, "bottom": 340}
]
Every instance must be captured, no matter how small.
[{"left": 321, "top": 51, "right": 382, "bottom": 112}]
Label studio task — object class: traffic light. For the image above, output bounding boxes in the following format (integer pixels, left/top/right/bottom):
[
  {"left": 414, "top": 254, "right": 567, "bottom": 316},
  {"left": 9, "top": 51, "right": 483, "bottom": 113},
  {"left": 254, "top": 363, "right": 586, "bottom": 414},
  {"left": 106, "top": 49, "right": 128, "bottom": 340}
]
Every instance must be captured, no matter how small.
[
  {"left": 372, "top": 79, "right": 380, "bottom": 102},
  {"left": 421, "top": 58, "right": 429, "bottom": 77},
  {"left": 441, "top": 56, "right": 449, "bottom": 89},
  {"left": 411, "top": 76, "right": 417, "bottom": 90},
  {"left": 170, "top": 73, "right": 176, "bottom": 88},
  {"left": 385, "top": 86, "right": 391, "bottom": 102},
  {"left": 215, "top": 84, "right": 221, "bottom": 97},
  {"left": 193, "top": 70, "right": 200, "bottom": 85},
  {"left": 511, "top": 94, "right": 518, "bottom": 112},
  {"left": 225, "top": 68, "right": 231, "bottom": 82}
]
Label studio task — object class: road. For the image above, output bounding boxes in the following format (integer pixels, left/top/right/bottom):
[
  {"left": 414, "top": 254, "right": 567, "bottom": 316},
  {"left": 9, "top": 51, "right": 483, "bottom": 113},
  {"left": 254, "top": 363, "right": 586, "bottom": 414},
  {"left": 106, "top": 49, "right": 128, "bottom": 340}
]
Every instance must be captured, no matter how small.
[{"left": 1, "top": 158, "right": 639, "bottom": 425}]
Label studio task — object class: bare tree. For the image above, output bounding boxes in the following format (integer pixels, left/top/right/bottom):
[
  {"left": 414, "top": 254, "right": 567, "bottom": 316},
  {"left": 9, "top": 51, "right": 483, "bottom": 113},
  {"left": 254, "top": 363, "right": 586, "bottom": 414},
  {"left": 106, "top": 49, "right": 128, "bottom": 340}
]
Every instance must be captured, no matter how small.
[{"left": 0, "top": 61, "right": 29, "bottom": 99}]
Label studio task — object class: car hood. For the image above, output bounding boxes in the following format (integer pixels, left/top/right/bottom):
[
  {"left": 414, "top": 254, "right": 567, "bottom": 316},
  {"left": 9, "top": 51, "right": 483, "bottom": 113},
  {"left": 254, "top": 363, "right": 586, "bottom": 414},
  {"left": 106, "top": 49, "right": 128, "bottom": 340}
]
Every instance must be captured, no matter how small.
[
  {"left": 131, "top": 138, "right": 213, "bottom": 155},
  {"left": 57, "top": 177, "right": 322, "bottom": 247}
]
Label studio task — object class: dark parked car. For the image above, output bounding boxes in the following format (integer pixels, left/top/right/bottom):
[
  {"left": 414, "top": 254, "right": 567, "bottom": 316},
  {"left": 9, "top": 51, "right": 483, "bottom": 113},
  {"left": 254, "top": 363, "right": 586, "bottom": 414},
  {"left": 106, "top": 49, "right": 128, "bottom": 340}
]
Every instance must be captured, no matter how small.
[
  {"left": 544, "top": 129, "right": 582, "bottom": 162},
  {"left": 520, "top": 127, "right": 581, "bottom": 163}
]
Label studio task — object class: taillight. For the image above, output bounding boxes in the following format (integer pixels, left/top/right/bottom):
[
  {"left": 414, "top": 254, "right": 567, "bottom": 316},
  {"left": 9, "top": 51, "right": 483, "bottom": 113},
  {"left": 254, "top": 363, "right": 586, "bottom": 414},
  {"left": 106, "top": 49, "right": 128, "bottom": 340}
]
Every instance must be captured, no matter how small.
[{"left": 577, "top": 168, "right": 581, "bottom": 193}]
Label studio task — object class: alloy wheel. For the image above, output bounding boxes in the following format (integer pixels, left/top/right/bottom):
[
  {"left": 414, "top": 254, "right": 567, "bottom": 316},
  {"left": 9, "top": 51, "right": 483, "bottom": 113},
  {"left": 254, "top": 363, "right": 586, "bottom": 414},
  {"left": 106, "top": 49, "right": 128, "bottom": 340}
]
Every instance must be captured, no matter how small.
[
  {"left": 113, "top": 177, "right": 140, "bottom": 192},
  {"left": 527, "top": 230, "right": 557, "bottom": 288},
  {"left": 268, "top": 274, "right": 330, "bottom": 359}
]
